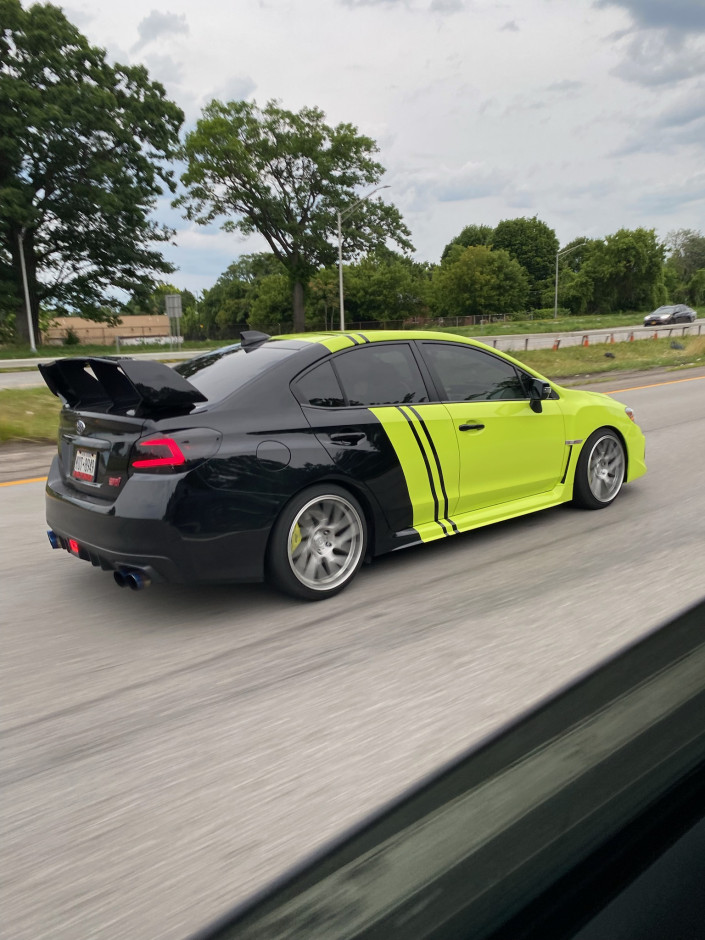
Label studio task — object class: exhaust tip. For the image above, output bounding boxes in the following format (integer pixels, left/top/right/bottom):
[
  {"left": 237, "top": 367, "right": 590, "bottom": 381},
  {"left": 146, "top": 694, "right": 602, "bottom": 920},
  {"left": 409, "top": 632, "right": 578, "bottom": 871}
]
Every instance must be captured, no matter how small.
[
  {"left": 126, "top": 571, "right": 151, "bottom": 591},
  {"left": 113, "top": 569, "right": 152, "bottom": 591},
  {"left": 114, "top": 569, "right": 128, "bottom": 588},
  {"left": 47, "top": 530, "right": 61, "bottom": 549}
]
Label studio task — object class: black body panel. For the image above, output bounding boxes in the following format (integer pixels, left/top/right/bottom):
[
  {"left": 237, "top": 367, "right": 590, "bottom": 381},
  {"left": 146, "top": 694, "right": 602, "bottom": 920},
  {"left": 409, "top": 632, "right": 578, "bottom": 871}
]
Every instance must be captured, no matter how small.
[
  {"left": 38, "top": 356, "right": 207, "bottom": 413},
  {"left": 301, "top": 404, "right": 416, "bottom": 554},
  {"left": 43, "top": 340, "right": 415, "bottom": 584}
]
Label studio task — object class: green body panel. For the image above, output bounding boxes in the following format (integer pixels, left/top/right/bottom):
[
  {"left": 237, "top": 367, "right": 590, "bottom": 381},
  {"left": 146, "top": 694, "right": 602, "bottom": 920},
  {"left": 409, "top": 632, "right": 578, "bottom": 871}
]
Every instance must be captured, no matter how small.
[
  {"left": 276, "top": 330, "right": 647, "bottom": 543},
  {"left": 369, "top": 404, "right": 460, "bottom": 541},
  {"left": 443, "top": 399, "right": 566, "bottom": 513}
]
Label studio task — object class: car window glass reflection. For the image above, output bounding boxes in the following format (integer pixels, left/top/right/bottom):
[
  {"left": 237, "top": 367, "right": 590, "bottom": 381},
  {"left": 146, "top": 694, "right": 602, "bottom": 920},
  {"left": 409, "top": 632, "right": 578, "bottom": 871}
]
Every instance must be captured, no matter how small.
[
  {"left": 175, "top": 343, "right": 300, "bottom": 402},
  {"left": 422, "top": 343, "right": 527, "bottom": 402},
  {"left": 333, "top": 344, "right": 429, "bottom": 406},
  {"left": 294, "top": 361, "right": 345, "bottom": 408}
]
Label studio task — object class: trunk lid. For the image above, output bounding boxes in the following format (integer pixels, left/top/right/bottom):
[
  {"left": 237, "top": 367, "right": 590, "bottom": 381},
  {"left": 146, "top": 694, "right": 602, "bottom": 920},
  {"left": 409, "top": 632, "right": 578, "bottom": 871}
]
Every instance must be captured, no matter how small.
[{"left": 40, "top": 356, "right": 209, "bottom": 501}]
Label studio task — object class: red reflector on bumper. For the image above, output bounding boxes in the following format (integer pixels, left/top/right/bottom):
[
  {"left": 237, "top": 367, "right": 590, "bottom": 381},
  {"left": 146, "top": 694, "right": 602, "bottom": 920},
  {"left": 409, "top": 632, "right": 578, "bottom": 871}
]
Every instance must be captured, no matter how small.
[{"left": 69, "top": 538, "right": 80, "bottom": 554}]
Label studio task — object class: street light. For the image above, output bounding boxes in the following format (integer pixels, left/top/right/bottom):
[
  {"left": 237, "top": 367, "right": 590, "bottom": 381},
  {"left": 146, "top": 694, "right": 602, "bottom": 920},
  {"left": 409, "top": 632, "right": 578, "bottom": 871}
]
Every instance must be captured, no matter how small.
[
  {"left": 17, "top": 229, "right": 37, "bottom": 352},
  {"left": 337, "top": 185, "right": 390, "bottom": 331},
  {"left": 554, "top": 242, "right": 587, "bottom": 319}
]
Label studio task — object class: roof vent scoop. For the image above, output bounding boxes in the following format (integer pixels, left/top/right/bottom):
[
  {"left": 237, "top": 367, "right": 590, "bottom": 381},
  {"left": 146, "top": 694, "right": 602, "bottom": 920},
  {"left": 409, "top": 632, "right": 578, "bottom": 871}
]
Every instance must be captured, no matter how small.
[{"left": 240, "top": 330, "right": 271, "bottom": 352}]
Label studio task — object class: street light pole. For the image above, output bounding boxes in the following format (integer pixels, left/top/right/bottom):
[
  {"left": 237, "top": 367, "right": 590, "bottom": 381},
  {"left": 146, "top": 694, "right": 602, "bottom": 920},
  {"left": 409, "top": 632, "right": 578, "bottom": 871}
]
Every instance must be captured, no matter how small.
[
  {"left": 554, "top": 242, "right": 587, "bottom": 319},
  {"left": 17, "top": 229, "right": 37, "bottom": 352},
  {"left": 337, "top": 184, "right": 390, "bottom": 332}
]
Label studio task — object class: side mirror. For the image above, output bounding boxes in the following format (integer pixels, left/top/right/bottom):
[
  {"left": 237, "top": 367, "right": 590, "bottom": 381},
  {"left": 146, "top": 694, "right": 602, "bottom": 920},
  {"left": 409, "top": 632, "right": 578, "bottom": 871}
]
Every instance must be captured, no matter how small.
[{"left": 529, "top": 378, "right": 552, "bottom": 413}]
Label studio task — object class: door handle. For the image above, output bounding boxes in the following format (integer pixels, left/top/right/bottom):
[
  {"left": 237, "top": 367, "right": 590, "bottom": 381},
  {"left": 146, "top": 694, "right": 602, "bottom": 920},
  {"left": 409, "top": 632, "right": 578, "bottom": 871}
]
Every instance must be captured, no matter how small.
[
  {"left": 329, "top": 432, "right": 365, "bottom": 445},
  {"left": 458, "top": 423, "right": 485, "bottom": 431}
]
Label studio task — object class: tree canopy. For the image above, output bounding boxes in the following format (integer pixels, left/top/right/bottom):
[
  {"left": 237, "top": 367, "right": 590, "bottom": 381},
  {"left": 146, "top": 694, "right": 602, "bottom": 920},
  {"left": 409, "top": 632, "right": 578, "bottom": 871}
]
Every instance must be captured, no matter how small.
[
  {"left": 432, "top": 246, "right": 529, "bottom": 319},
  {"left": 176, "top": 98, "right": 413, "bottom": 331},
  {"left": 441, "top": 224, "right": 494, "bottom": 262},
  {"left": 0, "top": 0, "right": 184, "bottom": 344},
  {"left": 492, "top": 216, "right": 559, "bottom": 299}
]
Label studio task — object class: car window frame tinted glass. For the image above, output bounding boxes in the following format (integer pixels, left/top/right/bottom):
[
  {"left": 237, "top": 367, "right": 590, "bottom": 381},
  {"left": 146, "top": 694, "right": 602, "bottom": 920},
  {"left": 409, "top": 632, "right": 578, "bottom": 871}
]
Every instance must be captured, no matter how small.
[
  {"left": 175, "top": 343, "right": 301, "bottom": 403},
  {"left": 292, "top": 360, "right": 345, "bottom": 408},
  {"left": 331, "top": 342, "right": 430, "bottom": 407},
  {"left": 420, "top": 341, "right": 529, "bottom": 403}
]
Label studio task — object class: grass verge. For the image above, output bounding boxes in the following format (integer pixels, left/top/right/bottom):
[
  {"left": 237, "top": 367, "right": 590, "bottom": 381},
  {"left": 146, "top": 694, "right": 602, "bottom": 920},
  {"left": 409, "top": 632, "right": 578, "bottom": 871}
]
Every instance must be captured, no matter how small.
[
  {"left": 1, "top": 337, "right": 703, "bottom": 444},
  {"left": 0, "top": 387, "right": 62, "bottom": 443},
  {"left": 516, "top": 336, "right": 705, "bottom": 380}
]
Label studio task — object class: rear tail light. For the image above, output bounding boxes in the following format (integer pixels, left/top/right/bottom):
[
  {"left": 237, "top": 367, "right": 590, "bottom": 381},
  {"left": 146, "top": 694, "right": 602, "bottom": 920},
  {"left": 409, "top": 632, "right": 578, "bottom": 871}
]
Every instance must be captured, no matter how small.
[
  {"left": 132, "top": 437, "right": 186, "bottom": 469},
  {"left": 130, "top": 428, "right": 221, "bottom": 473}
]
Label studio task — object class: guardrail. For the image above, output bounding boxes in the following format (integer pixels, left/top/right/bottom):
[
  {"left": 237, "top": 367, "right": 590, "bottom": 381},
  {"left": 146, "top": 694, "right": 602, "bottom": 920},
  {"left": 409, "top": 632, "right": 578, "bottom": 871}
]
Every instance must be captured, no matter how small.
[{"left": 2, "top": 322, "right": 702, "bottom": 372}]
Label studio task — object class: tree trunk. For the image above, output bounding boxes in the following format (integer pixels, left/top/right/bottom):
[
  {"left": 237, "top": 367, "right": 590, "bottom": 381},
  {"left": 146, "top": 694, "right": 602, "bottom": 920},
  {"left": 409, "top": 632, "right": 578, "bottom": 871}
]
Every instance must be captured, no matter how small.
[{"left": 292, "top": 279, "right": 305, "bottom": 332}]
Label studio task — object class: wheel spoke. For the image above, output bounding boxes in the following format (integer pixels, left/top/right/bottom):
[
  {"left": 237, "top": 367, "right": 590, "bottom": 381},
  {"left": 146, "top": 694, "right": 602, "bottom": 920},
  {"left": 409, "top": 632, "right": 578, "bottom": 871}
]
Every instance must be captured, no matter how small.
[
  {"left": 587, "top": 434, "right": 625, "bottom": 503},
  {"left": 286, "top": 494, "right": 364, "bottom": 591}
]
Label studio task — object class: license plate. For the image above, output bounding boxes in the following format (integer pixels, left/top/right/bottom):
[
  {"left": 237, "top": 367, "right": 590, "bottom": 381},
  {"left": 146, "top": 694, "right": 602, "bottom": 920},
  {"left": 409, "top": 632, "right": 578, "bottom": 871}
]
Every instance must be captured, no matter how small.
[{"left": 73, "top": 449, "right": 97, "bottom": 481}]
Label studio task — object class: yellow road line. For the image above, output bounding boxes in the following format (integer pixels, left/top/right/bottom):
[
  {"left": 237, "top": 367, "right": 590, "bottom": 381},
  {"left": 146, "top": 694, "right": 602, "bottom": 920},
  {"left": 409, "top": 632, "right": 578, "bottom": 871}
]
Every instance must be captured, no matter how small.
[
  {"left": 606, "top": 374, "right": 705, "bottom": 394},
  {"left": 0, "top": 476, "right": 48, "bottom": 487}
]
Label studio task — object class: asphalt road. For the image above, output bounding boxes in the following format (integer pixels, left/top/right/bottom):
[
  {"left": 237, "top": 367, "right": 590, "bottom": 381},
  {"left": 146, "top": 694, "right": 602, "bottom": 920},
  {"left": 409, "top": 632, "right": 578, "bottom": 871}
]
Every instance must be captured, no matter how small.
[{"left": 2, "top": 370, "right": 705, "bottom": 939}]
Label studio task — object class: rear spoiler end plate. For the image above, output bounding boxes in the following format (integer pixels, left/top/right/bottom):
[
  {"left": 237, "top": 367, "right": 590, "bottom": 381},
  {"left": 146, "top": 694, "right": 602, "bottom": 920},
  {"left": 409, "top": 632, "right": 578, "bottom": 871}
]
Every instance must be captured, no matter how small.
[{"left": 38, "top": 357, "right": 207, "bottom": 413}]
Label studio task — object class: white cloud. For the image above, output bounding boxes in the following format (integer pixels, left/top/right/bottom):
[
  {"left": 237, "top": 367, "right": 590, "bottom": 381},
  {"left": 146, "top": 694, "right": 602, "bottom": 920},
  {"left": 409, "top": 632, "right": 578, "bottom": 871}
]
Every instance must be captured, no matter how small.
[
  {"left": 132, "top": 10, "right": 189, "bottom": 52},
  {"left": 54, "top": 0, "right": 705, "bottom": 291}
]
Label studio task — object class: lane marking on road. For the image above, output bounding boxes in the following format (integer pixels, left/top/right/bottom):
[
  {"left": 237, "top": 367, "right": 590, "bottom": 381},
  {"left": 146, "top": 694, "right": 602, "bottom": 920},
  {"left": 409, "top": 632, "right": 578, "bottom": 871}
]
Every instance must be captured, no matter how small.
[
  {"left": 0, "top": 476, "right": 48, "bottom": 487},
  {"left": 605, "top": 374, "right": 705, "bottom": 394}
]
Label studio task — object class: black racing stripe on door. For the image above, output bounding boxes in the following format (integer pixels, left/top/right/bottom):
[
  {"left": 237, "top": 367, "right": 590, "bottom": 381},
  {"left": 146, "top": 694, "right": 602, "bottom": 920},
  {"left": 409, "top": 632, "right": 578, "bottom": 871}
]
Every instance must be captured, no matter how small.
[
  {"left": 395, "top": 406, "right": 448, "bottom": 535},
  {"left": 407, "top": 405, "right": 459, "bottom": 534},
  {"left": 560, "top": 445, "right": 574, "bottom": 485}
]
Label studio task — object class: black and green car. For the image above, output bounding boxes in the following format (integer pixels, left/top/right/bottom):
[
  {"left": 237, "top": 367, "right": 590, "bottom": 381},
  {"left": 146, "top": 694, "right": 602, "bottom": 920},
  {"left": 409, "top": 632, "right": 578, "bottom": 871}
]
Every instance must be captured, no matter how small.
[{"left": 40, "top": 330, "right": 646, "bottom": 599}]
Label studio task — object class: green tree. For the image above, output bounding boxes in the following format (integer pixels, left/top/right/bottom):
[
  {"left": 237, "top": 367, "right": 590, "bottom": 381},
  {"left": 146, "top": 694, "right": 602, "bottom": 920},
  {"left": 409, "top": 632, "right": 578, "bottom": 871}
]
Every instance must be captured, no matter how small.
[
  {"left": 583, "top": 228, "right": 666, "bottom": 313},
  {"left": 549, "top": 237, "right": 602, "bottom": 315},
  {"left": 122, "top": 282, "right": 197, "bottom": 317},
  {"left": 308, "top": 266, "right": 340, "bottom": 330},
  {"left": 198, "top": 253, "right": 285, "bottom": 336},
  {"left": 176, "top": 98, "right": 413, "bottom": 331},
  {"left": 440, "top": 224, "right": 494, "bottom": 262},
  {"left": 0, "top": 0, "right": 184, "bottom": 345},
  {"left": 343, "top": 251, "right": 431, "bottom": 324},
  {"left": 665, "top": 229, "right": 705, "bottom": 304},
  {"left": 431, "top": 246, "right": 529, "bottom": 319},
  {"left": 492, "top": 216, "right": 559, "bottom": 303},
  {"left": 248, "top": 273, "right": 292, "bottom": 331},
  {"left": 665, "top": 229, "right": 705, "bottom": 281}
]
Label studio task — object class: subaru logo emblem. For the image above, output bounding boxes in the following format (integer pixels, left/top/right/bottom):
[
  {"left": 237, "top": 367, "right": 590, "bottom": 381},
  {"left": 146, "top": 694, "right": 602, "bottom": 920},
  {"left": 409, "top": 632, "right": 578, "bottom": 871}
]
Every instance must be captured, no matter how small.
[{"left": 76, "top": 420, "right": 86, "bottom": 435}]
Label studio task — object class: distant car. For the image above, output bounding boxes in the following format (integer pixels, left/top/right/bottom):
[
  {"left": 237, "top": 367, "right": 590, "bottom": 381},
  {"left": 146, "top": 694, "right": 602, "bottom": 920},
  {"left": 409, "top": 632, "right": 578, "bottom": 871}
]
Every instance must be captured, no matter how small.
[
  {"left": 39, "top": 330, "right": 646, "bottom": 600},
  {"left": 643, "top": 304, "right": 696, "bottom": 326}
]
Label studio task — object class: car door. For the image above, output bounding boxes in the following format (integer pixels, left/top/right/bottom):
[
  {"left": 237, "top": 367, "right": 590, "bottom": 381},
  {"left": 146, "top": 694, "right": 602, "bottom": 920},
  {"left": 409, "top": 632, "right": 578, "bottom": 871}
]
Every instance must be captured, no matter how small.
[
  {"left": 294, "top": 342, "right": 460, "bottom": 540},
  {"left": 418, "top": 341, "right": 567, "bottom": 515}
]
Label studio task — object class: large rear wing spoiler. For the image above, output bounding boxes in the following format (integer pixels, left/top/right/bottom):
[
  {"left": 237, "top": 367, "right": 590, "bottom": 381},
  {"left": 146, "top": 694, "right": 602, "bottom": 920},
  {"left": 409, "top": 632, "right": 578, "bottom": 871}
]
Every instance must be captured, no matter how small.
[
  {"left": 38, "top": 357, "right": 207, "bottom": 413},
  {"left": 193, "top": 597, "right": 705, "bottom": 940}
]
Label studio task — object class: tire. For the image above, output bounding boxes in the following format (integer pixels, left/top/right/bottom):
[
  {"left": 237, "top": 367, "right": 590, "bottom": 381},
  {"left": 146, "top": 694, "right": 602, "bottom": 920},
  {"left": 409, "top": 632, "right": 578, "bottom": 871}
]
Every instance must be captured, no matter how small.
[
  {"left": 267, "top": 484, "right": 367, "bottom": 600},
  {"left": 573, "top": 428, "right": 626, "bottom": 510}
]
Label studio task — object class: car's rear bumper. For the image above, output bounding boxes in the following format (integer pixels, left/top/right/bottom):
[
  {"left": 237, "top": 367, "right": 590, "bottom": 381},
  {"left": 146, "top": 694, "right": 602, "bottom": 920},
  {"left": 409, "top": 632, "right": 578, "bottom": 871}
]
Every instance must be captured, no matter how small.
[{"left": 45, "top": 458, "right": 269, "bottom": 584}]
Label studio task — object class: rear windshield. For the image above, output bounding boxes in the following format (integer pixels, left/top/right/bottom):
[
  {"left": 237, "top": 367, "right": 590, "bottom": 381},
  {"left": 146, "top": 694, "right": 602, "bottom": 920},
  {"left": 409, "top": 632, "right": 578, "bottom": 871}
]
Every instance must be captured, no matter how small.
[{"left": 175, "top": 343, "right": 300, "bottom": 402}]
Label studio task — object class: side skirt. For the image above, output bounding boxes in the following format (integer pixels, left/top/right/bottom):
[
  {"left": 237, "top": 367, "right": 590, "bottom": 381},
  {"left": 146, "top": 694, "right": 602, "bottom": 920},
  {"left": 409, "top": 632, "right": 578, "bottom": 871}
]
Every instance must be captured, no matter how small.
[{"left": 410, "top": 483, "right": 573, "bottom": 544}]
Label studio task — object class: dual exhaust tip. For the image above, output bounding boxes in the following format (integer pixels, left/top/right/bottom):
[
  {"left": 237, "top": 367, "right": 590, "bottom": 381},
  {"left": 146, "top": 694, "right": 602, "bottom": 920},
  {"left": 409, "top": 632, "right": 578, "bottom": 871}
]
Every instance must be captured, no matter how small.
[
  {"left": 47, "top": 531, "right": 151, "bottom": 591},
  {"left": 114, "top": 568, "right": 151, "bottom": 591}
]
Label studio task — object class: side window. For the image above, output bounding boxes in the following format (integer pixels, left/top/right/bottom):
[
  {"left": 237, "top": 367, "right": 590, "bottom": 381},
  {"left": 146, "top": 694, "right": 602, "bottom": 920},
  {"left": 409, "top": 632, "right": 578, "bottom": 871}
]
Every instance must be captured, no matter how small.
[
  {"left": 333, "top": 343, "right": 429, "bottom": 406},
  {"left": 421, "top": 343, "right": 527, "bottom": 402},
  {"left": 293, "top": 360, "right": 345, "bottom": 407}
]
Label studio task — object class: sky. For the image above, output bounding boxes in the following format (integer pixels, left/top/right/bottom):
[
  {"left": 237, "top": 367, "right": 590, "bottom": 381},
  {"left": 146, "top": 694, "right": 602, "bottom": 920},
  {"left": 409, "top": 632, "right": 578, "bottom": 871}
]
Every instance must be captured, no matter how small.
[{"left": 58, "top": 0, "right": 705, "bottom": 295}]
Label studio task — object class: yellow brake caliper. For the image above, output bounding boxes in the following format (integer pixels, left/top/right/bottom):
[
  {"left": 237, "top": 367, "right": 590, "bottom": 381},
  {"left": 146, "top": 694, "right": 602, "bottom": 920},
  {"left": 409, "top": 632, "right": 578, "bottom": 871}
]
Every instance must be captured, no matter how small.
[{"left": 290, "top": 523, "right": 302, "bottom": 554}]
